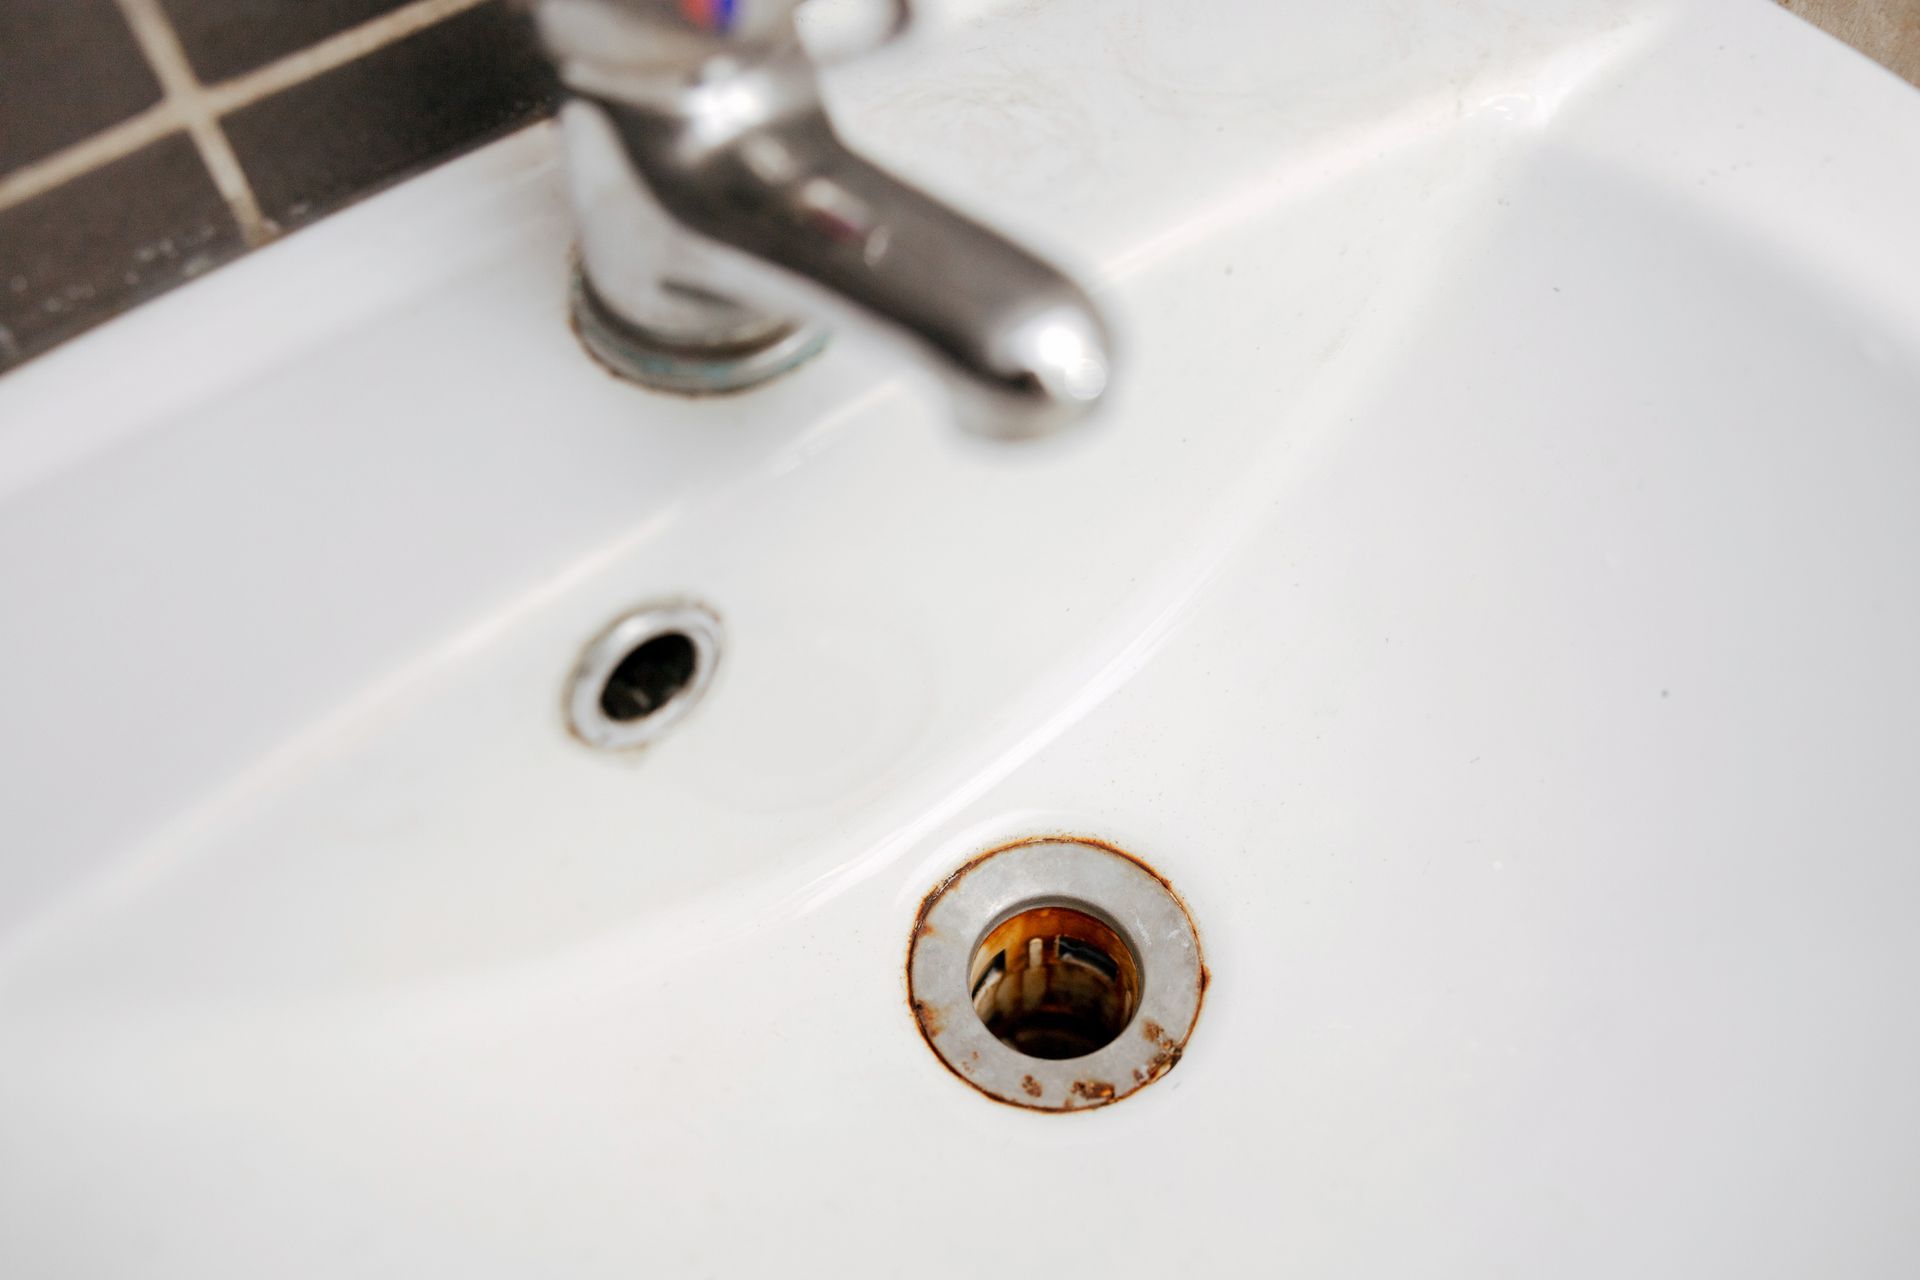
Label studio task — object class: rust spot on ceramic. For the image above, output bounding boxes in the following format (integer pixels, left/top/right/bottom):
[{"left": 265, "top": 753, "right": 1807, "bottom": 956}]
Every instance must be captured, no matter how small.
[
  {"left": 1137, "top": 1016, "right": 1187, "bottom": 1083},
  {"left": 1070, "top": 1080, "right": 1117, "bottom": 1105},
  {"left": 1021, "top": 1075, "right": 1043, "bottom": 1098},
  {"left": 913, "top": 999, "right": 944, "bottom": 1039},
  {"left": 1142, "top": 1038, "right": 1184, "bottom": 1083}
]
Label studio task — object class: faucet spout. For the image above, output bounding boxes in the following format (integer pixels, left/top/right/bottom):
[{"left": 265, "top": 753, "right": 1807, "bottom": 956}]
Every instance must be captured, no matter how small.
[
  {"left": 538, "top": 3, "right": 1113, "bottom": 439},
  {"left": 598, "top": 95, "right": 1112, "bottom": 438}
]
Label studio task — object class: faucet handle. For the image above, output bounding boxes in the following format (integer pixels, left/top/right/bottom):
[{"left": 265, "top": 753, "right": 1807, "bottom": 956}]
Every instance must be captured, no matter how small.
[
  {"left": 792, "top": 0, "right": 913, "bottom": 65},
  {"left": 538, "top": 0, "right": 897, "bottom": 78}
]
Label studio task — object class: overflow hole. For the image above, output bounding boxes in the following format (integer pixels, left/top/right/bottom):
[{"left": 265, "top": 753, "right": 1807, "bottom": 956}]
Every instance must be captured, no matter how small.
[{"left": 598, "top": 631, "right": 697, "bottom": 722}]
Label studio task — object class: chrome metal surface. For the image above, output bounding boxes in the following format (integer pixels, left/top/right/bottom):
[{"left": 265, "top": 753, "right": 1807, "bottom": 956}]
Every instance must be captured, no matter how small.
[
  {"left": 908, "top": 838, "right": 1204, "bottom": 1111},
  {"left": 570, "top": 266, "right": 828, "bottom": 394},
  {"left": 565, "top": 601, "right": 722, "bottom": 750},
  {"left": 537, "top": 0, "right": 1112, "bottom": 437}
]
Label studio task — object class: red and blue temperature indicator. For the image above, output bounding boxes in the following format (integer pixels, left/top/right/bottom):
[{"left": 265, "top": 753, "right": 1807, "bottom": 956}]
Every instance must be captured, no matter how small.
[{"left": 678, "top": 0, "right": 739, "bottom": 32}]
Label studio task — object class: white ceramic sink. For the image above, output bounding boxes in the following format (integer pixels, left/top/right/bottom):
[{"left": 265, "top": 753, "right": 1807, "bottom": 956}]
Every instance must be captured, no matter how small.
[{"left": 4, "top": 0, "right": 1920, "bottom": 1272}]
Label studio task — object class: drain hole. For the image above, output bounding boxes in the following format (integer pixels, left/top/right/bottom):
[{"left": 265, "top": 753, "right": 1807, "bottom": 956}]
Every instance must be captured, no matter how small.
[
  {"left": 568, "top": 603, "right": 721, "bottom": 751},
  {"left": 968, "top": 905, "right": 1140, "bottom": 1060},
  {"left": 598, "top": 631, "right": 698, "bottom": 721}
]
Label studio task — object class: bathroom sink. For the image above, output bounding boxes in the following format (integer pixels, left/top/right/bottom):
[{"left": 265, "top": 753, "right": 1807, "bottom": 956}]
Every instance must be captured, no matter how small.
[{"left": 3, "top": 0, "right": 1919, "bottom": 1272}]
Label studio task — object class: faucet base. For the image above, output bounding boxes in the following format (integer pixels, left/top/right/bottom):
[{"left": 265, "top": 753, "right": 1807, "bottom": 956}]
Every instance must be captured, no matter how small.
[{"left": 569, "top": 267, "right": 828, "bottom": 397}]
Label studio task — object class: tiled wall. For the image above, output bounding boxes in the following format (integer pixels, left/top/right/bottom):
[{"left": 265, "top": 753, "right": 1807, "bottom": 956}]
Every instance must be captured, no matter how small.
[{"left": 0, "top": 0, "right": 556, "bottom": 373}]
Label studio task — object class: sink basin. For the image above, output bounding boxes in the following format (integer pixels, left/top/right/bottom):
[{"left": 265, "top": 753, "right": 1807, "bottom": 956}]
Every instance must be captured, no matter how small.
[{"left": 4, "top": 0, "right": 1920, "bottom": 1272}]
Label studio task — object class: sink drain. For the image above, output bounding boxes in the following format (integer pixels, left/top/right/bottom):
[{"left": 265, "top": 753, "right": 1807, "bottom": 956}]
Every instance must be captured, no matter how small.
[
  {"left": 971, "top": 904, "right": 1140, "bottom": 1059},
  {"left": 566, "top": 601, "right": 721, "bottom": 750},
  {"left": 908, "top": 836, "right": 1205, "bottom": 1111}
]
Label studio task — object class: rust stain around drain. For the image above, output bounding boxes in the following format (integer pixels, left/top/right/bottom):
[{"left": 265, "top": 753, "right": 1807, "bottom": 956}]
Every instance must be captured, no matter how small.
[
  {"left": 905, "top": 832, "right": 1206, "bottom": 1114},
  {"left": 913, "top": 999, "right": 944, "bottom": 1039},
  {"left": 1070, "top": 1080, "right": 1118, "bottom": 1106},
  {"left": 1142, "top": 1031, "right": 1184, "bottom": 1083}
]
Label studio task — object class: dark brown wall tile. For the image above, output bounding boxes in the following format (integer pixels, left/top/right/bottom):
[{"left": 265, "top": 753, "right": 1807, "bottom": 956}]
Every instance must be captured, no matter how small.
[
  {"left": 221, "top": 0, "right": 556, "bottom": 234},
  {"left": 0, "top": 0, "right": 165, "bottom": 171},
  {"left": 1, "top": 0, "right": 559, "bottom": 373},
  {"left": 0, "top": 133, "right": 244, "bottom": 364},
  {"left": 157, "top": 0, "right": 413, "bottom": 84}
]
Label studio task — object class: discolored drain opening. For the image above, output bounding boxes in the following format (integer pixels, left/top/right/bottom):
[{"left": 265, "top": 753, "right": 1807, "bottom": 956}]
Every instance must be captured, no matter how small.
[
  {"left": 970, "top": 905, "right": 1140, "bottom": 1059},
  {"left": 566, "top": 602, "right": 721, "bottom": 750},
  {"left": 910, "top": 836, "right": 1204, "bottom": 1111}
]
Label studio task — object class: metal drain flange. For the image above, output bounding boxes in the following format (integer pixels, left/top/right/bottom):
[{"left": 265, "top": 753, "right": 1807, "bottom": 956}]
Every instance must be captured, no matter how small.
[{"left": 908, "top": 836, "right": 1205, "bottom": 1112}]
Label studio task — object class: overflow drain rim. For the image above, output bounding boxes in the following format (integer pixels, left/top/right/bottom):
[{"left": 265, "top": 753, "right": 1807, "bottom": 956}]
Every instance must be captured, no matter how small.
[
  {"left": 907, "top": 835, "right": 1205, "bottom": 1112},
  {"left": 566, "top": 600, "right": 721, "bottom": 750}
]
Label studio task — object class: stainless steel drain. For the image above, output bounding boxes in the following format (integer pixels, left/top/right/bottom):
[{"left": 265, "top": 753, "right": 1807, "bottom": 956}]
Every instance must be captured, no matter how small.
[
  {"left": 565, "top": 601, "right": 721, "bottom": 750},
  {"left": 908, "top": 836, "right": 1205, "bottom": 1111}
]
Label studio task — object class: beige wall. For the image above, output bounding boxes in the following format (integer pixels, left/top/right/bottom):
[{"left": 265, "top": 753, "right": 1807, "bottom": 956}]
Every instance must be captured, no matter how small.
[{"left": 1778, "top": 0, "right": 1920, "bottom": 84}]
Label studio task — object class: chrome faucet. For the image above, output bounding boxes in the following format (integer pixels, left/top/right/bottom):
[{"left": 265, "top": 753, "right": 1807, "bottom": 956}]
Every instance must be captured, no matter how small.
[{"left": 534, "top": 0, "right": 1113, "bottom": 439}]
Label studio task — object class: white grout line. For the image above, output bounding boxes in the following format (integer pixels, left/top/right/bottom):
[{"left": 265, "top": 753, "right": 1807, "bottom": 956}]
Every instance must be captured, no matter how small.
[
  {"left": 205, "top": 0, "right": 494, "bottom": 117},
  {"left": 0, "top": 101, "right": 183, "bottom": 211},
  {"left": 0, "top": 0, "right": 495, "bottom": 222},
  {"left": 113, "top": 0, "right": 271, "bottom": 246}
]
